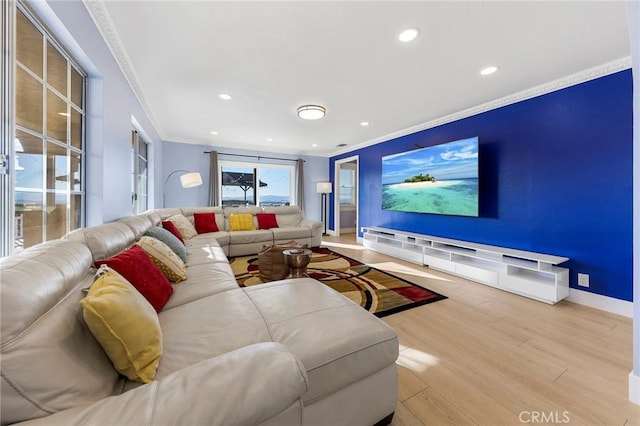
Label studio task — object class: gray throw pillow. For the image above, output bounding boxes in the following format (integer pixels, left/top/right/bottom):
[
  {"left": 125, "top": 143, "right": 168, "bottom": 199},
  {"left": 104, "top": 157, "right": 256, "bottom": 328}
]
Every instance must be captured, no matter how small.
[{"left": 145, "top": 226, "right": 188, "bottom": 262}]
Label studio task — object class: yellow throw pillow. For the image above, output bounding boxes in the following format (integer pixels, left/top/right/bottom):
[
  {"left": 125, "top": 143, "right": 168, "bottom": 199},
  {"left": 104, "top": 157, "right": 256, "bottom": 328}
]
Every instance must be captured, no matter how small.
[
  {"left": 136, "top": 236, "right": 187, "bottom": 283},
  {"left": 229, "top": 213, "right": 256, "bottom": 231},
  {"left": 168, "top": 214, "right": 198, "bottom": 240},
  {"left": 80, "top": 266, "right": 162, "bottom": 383}
]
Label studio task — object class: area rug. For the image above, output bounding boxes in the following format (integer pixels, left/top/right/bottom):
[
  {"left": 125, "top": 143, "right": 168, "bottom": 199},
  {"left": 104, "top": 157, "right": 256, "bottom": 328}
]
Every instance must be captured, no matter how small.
[{"left": 229, "top": 247, "right": 446, "bottom": 317}]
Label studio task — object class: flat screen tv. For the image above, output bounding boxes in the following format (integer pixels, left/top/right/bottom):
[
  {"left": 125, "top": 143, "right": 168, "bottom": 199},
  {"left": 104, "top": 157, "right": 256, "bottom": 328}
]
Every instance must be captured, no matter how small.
[{"left": 381, "top": 136, "right": 479, "bottom": 217}]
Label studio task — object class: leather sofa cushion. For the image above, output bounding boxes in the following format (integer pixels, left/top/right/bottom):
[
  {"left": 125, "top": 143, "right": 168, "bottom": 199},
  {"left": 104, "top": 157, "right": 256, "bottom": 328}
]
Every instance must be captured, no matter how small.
[
  {"left": 1, "top": 241, "right": 123, "bottom": 425},
  {"left": 227, "top": 230, "right": 273, "bottom": 245},
  {"left": 263, "top": 206, "right": 303, "bottom": 228},
  {"left": 243, "top": 280, "right": 399, "bottom": 404},
  {"left": 163, "top": 262, "right": 239, "bottom": 310},
  {"left": 156, "top": 289, "right": 272, "bottom": 378},
  {"left": 65, "top": 222, "right": 136, "bottom": 261},
  {"left": 187, "top": 241, "right": 230, "bottom": 265},
  {"left": 271, "top": 227, "right": 311, "bottom": 241},
  {"left": 119, "top": 215, "right": 153, "bottom": 240},
  {"left": 157, "top": 279, "right": 397, "bottom": 406}
]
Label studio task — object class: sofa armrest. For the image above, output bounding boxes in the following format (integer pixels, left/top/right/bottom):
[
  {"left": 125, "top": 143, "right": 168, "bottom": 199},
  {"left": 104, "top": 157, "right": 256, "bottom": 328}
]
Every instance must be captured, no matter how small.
[
  {"left": 19, "top": 343, "right": 307, "bottom": 426},
  {"left": 300, "top": 219, "right": 322, "bottom": 231}
]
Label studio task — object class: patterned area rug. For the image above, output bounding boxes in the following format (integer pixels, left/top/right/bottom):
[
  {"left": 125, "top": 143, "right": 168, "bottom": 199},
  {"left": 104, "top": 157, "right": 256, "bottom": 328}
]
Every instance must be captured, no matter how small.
[{"left": 230, "top": 247, "right": 447, "bottom": 317}]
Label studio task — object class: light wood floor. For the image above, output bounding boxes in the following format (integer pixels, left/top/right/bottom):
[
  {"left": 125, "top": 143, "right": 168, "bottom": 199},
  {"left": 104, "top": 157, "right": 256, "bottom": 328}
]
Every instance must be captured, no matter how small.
[{"left": 321, "top": 234, "right": 639, "bottom": 426}]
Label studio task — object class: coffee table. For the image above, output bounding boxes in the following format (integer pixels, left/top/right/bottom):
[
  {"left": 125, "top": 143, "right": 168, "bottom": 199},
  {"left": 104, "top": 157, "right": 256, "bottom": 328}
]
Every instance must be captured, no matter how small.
[{"left": 282, "top": 249, "right": 312, "bottom": 278}]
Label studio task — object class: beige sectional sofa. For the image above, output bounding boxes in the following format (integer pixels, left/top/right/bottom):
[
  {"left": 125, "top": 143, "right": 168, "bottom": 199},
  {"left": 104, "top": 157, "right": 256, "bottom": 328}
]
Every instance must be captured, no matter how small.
[
  {"left": 0, "top": 206, "right": 399, "bottom": 425},
  {"left": 152, "top": 205, "right": 323, "bottom": 257}
]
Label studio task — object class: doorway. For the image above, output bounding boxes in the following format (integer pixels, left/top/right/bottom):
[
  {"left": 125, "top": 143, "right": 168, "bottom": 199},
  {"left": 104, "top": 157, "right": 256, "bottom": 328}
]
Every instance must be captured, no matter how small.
[{"left": 333, "top": 155, "right": 359, "bottom": 238}]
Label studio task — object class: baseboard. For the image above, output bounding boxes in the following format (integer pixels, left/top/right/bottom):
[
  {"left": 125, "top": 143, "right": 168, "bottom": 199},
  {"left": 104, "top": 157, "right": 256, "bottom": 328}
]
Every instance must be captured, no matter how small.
[
  {"left": 630, "top": 371, "right": 640, "bottom": 405},
  {"left": 566, "top": 288, "right": 633, "bottom": 318}
]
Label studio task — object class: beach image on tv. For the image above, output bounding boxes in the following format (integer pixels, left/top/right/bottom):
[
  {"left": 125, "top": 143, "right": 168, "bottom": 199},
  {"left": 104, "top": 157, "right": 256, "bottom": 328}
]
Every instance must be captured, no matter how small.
[{"left": 381, "top": 137, "right": 479, "bottom": 216}]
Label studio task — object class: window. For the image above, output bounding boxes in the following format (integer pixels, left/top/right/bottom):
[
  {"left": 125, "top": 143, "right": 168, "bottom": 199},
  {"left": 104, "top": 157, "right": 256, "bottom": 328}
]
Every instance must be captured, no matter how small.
[
  {"left": 339, "top": 164, "right": 356, "bottom": 206},
  {"left": 219, "top": 161, "right": 295, "bottom": 207},
  {"left": 131, "top": 131, "right": 148, "bottom": 214},
  {"left": 7, "top": 4, "right": 86, "bottom": 253}
]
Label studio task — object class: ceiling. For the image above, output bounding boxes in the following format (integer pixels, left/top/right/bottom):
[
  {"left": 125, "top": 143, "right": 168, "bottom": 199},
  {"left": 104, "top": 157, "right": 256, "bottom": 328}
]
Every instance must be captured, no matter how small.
[{"left": 87, "top": 1, "right": 631, "bottom": 157}]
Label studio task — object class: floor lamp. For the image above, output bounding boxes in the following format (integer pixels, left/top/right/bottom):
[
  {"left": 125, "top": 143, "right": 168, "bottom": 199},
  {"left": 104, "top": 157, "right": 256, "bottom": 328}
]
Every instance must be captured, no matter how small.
[
  {"left": 163, "top": 170, "right": 203, "bottom": 207},
  {"left": 316, "top": 182, "right": 332, "bottom": 236}
]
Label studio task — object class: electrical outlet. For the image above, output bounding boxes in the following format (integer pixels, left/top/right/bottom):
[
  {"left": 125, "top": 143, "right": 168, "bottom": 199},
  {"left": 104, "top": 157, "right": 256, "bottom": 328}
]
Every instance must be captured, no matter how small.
[{"left": 578, "top": 273, "right": 589, "bottom": 288}]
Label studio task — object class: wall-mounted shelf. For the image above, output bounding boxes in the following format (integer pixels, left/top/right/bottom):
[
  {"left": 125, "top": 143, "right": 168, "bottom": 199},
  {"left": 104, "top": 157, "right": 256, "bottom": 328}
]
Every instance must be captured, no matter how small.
[{"left": 361, "top": 226, "right": 569, "bottom": 304}]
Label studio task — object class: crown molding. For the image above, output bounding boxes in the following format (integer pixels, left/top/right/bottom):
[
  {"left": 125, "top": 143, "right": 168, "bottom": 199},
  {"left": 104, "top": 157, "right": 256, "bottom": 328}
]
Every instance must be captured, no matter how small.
[
  {"left": 328, "top": 57, "right": 632, "bottom": 158},
  {"left": 82, "top": 0, "right": 166, "bottom": 139}
]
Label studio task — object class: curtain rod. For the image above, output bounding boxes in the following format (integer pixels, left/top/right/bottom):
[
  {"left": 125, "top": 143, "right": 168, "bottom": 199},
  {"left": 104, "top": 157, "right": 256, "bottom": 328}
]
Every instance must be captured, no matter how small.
[{"left": 203, "top": 151, "right": 304, "bottom": 163}]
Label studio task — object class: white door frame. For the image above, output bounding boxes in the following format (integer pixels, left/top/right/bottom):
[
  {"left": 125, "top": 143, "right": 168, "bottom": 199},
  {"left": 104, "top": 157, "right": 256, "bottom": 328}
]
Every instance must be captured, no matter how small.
[{"left": 333, "top": 155, "right": 359, "bottom": 237}]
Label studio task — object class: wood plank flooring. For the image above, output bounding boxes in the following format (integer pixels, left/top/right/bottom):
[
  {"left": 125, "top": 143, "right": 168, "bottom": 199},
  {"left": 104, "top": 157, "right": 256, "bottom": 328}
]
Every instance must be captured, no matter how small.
[{"left": 321, "top": 235, "right": 639, "bottom": 426}]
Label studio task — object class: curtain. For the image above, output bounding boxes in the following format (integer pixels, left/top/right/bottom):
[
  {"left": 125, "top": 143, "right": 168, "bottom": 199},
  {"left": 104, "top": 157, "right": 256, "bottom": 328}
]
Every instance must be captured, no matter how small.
[
  {"left": 296, "top": 159, "right": 304, "bottom": 212},
  {"left": 208, "top": 151, "right": 219, "bottom": 206}
]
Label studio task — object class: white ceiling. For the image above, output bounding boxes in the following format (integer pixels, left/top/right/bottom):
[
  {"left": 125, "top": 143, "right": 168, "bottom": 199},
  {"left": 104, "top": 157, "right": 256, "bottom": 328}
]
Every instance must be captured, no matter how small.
[{"left": 88, "top": 1, "right": 631, "bottom": 157}]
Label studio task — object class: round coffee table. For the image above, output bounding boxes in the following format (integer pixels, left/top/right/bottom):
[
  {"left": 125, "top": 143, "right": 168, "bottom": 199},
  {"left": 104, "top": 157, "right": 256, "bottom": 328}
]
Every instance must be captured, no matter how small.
[{"left": 282, "top": 249, "right": 312, "bottom": 278}]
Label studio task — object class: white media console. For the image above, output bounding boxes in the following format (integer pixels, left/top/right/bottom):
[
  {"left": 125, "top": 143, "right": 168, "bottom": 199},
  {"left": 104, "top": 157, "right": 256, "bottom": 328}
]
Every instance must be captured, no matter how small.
[{"left": 361, "top": 226, "right": 570, "bottom": 304}]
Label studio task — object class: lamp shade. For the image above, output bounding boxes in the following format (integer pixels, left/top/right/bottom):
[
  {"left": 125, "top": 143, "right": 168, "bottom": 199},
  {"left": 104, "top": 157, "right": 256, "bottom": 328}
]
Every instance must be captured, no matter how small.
[
  {"left": 316, "top": 182, "right": 332, "bottom": 194},
  {"left": 179, "top": 172, "right": 203, "bottom": 188}
]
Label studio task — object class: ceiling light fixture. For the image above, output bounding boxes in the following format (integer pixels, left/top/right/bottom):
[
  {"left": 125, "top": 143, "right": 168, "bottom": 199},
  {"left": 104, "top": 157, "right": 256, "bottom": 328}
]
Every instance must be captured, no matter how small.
[
  {"left": 312, "top": 144, "right": 318, "bottom": 147},
  {"left": 360, "top": 121, "right": 370, "bottom": 127},
  {"left": 297, "top": 104, "right": 326, "bottom": 120},
  {"left": 219, "top": 93, "right": 232, "bottom": 100},
  {"left": 480, "top": 66, "right": 498, "bottom": 76},
  {"left": 266, "top": 138, "right": 273, "bottom": 142},
  {"left": 399, "top": 28, "right": 420, "bottom": 42},
  {"left": 210, "top": 131, "right": 218, "bottom": 135}
]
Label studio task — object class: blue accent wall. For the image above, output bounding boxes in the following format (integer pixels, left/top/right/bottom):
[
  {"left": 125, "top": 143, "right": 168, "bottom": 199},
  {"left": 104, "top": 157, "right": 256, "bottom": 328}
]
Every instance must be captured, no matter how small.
[{"left": 330, "top": 70, "right": 633, "bottom": 302}]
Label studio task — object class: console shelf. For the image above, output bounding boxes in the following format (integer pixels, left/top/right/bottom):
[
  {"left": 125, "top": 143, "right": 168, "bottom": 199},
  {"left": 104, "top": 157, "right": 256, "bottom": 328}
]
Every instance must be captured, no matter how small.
[{"left": 361, "top": 226, "right": 569, "bottom": 304}]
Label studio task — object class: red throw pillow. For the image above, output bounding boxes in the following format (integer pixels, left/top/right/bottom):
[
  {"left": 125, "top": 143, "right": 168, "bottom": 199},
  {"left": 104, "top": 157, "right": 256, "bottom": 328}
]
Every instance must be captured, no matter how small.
[
  {"left": 256, "top": 213, "right": 279, "bottom": 230},
  {"left": 162, "top": 220, "right": 184, "bottom": 243},
  {"left": 95, "top": 245, "right": 173, "bottom": 312},
  {"left": 194, "top": 212, "right": 219, "bottom": 233}
]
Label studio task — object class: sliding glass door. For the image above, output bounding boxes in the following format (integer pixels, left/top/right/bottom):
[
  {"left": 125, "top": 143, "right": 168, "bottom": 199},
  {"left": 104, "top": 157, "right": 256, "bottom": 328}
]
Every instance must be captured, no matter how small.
[{"left": 219, "top": 161, "right": 294, "bottom": 207}]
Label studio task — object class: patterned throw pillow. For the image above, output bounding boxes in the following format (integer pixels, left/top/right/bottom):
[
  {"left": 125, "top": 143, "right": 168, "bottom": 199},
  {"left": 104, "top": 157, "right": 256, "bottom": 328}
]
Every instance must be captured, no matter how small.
[
  {"left": 168, "top": 214, "right": 198, "bottom": 240},
  {"left": 256, "top": 213, "right": 279, "bottom": 230},
  {"left": 194, "top": 212, "right": 219, "bottom": 233},
  {"left": 145, "top": 226, "right": 188, "bottom": 262},
  {"left": 80, "top": 266, "right": 162, "bottom": 383},
  {"left": 136, "top": 236, "right": 187, "bottom": 283},
  {"left": 229, "top": 213, "right": 256, "bottom": 231},
  {"left": 94, "top": 245, "right": 173, "bottom": 312}
]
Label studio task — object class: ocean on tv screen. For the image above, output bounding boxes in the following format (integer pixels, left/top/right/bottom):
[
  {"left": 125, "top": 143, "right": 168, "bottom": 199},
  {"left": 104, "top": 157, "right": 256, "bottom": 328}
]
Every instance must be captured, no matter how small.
[{"left": 381, "top": 137, "right": 479, "bottom": 217}]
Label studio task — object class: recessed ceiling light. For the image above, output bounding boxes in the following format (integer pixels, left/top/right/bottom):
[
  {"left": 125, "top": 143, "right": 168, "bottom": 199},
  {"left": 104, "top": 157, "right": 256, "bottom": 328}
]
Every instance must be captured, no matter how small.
[
  {"left": 337, "top": 143, "right": 348, "bottom": 147},
  {"left": 210, "top": 131, "right": 218, "bottom": 135},
  {"left": 266, "top": 138, "right": 273, "bottom": 142},
  {"left": 480, "top": 66, "right": 498, "bottom": 76},
  {"left": 219, "top": 93, "right": 232, "bottom": 100},
  {"left": 311, "top": 144, "right": 318, "bottom": 147},
  {"left": 297, "top": 104, "right": 326, "bottom": 120},
  {"left": 360, "top": 121, "right": 370, "bottom": 127},
  {"left": 398, "top": 28, "right": 420, "bottom": 42}
]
